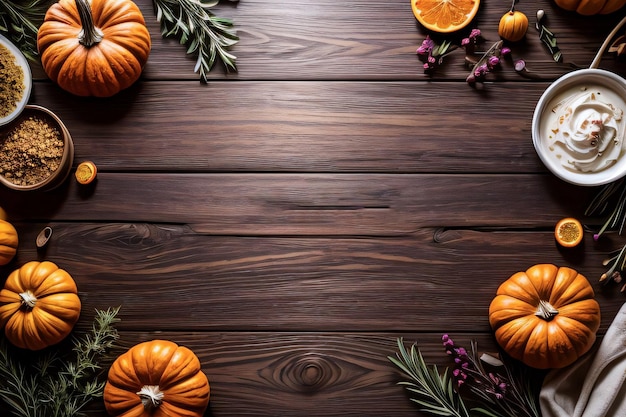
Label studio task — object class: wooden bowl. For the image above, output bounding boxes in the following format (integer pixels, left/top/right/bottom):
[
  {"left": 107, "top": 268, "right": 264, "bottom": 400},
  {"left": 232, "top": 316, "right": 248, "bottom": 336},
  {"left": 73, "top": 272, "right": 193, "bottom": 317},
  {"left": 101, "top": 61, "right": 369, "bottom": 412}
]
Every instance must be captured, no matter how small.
[
  {"left": 0, "top": 34, "right": 32, "bottom": 127},
  {"left": 0, "top": 105, "right": 74, "bottom": 191}
]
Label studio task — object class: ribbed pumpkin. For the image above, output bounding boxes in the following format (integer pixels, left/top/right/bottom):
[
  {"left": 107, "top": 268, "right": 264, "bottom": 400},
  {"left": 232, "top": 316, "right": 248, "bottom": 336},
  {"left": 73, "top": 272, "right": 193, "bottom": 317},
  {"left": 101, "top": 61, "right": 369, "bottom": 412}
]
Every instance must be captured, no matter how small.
[
  {"left": 37, "top": 0, "right": 151, "bottom": 97},
  {"left": 489, "top": 264, "right": 600, "bottom": 369},
  {"left": 554, "top": 0, "right": 626, "bottom": 14},
  {"left": 498, "top": 10, "right": 528, "bottom": 42},
  {"left": 104, "top": 339, "right": 210, "bottom": 417},
  {"left": 0, "top": 219, "right": 18, "bottom": 266},
  {"left": 0, "top": 261, "right": 81, "bottom": 350}
]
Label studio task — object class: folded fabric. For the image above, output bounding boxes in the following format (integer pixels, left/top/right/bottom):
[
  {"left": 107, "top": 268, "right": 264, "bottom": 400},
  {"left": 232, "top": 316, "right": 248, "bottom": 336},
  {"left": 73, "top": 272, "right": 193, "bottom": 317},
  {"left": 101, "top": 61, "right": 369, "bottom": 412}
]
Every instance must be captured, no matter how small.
[{"left": 540, "top": 303, "right": 626, "bottom": 417}]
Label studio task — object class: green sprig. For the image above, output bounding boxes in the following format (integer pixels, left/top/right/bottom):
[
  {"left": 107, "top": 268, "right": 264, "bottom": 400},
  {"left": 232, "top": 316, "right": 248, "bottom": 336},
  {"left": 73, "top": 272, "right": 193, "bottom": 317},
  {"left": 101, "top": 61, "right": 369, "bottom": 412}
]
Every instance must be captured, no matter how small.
[
  {"left": 0, "top": 0, "right": 53, "bottom": 61},
  {"left": 153, "top": 0, "right": 239, "bottom": 82},
  {"left": 0, "top": 307, "right": 121, "bottom": 417},
  {"left": 388, "top": 338, "right": 471, "bottom": 417},
  {"left": 535, "top": 10, "right": 562, "bottom": 63}
]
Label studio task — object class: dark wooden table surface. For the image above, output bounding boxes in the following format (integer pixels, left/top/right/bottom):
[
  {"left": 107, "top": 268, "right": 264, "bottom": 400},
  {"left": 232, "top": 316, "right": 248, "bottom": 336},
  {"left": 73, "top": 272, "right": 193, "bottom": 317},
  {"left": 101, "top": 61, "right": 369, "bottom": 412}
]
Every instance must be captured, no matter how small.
[{"left": 1, "top": 0, "right": 626, "bottom": 415}]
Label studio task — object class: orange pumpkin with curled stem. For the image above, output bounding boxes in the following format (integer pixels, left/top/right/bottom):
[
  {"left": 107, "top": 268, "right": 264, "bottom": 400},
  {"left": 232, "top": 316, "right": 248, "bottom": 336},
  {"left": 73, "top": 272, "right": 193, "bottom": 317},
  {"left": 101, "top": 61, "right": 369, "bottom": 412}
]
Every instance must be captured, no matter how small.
[
  {"left": 104, "top": 339, "right": 210, "bottom": 417},
  {"left": 489, "top": 264, "right": 600, "bottom": 369},
  {"left": 37, "top": 0, "right": 151, "bottom": 97},
  {"left": 0, "top": 261, "right": 81, "bottom": 350}
]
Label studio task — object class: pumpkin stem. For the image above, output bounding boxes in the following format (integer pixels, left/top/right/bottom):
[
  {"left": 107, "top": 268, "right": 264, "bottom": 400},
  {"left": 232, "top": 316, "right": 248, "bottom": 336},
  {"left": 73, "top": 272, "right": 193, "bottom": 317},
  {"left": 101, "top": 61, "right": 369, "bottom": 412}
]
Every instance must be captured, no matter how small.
[
  {"left": 76, "top": 0, "right": 104, "bottom": 47},
  {"left": 18, "top": 290, "right": 37, "bottom": 309},
  {"left": 137, "top": 385, "right": 164, "bottom": 410},
  {"left": 508, "top": 0, "right": 516, "bottom": 12},
  {"left": 535, "top": 299, "right": 559, "bottom": 320}
]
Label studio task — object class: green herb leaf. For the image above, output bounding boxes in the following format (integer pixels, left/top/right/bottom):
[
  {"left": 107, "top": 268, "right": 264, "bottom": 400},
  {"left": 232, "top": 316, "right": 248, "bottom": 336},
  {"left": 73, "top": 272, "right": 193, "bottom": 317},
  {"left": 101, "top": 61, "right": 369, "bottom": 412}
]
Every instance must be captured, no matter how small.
[
  {"left": 0, "top": 307, "right": 121, "bottom": 417},
  {"left": 535, "top": 10, "right": 562, "bottom": 63},
  {"left": 0, "top": 0, "right": 54, "bottom": 61},
  {"left": 152, "top": 0, "right": 239, "bottom": 82},
  {"left": 388, "top": 338, "right": 471, "bottom": 417}
]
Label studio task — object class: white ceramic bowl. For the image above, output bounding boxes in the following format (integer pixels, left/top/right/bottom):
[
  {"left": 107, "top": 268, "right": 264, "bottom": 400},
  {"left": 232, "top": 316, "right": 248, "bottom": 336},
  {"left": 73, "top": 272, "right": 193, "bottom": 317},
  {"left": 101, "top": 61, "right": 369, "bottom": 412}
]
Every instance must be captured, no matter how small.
[
  {"left": 0, "top": 34, "right": 32, "bottom": 126},
  {"left": 532, "top": 69, "right": 626, "bottom": 186}
]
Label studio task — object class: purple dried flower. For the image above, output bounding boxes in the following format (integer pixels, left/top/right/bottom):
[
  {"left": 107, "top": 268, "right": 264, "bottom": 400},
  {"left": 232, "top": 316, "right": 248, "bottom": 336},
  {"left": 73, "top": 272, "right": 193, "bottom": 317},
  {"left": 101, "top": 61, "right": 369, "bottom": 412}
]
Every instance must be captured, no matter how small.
[
  {"left": 461, "top": 37, "right": 470, "bottom": 46},
  {"left": 501, "top": 47, "right": 511, "bottom": 56},
  {"left": 488, "top": 56, "right": 500, "bottom": 68},
  {"left": 469, "top": 29, "right": 481, "bottom": 39},
  {"left": 474, "top": 64, "right": 488, "bottom": 78},
  {"left": 514, "top": 59, "right": 527, "bottom": 72},
  {"left": 417, "top": 36, "right": 435, "bottom": 55}
]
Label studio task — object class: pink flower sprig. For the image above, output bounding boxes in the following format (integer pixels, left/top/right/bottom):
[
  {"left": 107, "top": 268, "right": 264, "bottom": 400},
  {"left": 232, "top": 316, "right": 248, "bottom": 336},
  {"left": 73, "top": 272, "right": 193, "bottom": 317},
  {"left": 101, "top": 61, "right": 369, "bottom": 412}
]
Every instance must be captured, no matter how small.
[
  {"left": 441, "top": 334, "right": 541, "bottom": 417},
  {"left": 416, "top": 36, "right": 457, "bottom": 72},
  {"left": 416, "top": 28, "right": 528, "bottom": 83}
]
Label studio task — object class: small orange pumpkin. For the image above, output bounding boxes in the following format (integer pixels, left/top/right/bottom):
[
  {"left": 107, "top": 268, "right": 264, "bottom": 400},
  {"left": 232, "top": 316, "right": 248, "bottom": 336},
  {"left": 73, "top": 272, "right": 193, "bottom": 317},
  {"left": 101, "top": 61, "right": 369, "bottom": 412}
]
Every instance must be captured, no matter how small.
[
  {"left": 554, "top": 0, "right": 626, "bottom": 15},
  {"left": 104, "top": 339, "right": 210, "bottom": 417},
  {"left": 0, "top": 261, "right": 81, "bottom": 350},
  {"left": 0, "top": 219, "right": 18, "bottom": 266},
  {"left": 37, "top": 0, "right": 151, "bottom": 97},
  {"left": 498, "top": 10, "right": 529, "bottom": 42},
  {"left": 489, "top": 264, "right": 600, "bottom": 369}
]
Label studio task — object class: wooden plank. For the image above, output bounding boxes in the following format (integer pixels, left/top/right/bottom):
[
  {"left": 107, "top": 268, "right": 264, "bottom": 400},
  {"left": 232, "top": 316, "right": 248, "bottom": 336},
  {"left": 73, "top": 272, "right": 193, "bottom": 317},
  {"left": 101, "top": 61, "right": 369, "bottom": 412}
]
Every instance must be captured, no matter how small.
[
  {"left": 138, "top": 0, "right": 626, "bottom": 81},
  {"left": 3, "top": 224, "right": 620, "bottom": 333},
  {"left": 0, "top": 331, "right": 512, "bottom": 417},
  {"left": 29, "top": 81, "right": 550, "bottom": 173},
  {"left": 28, "top": 0, "right": 626, "bottom": 82},
  {"left": 0, "top": 174, "right": 594, "bottom": 233}
]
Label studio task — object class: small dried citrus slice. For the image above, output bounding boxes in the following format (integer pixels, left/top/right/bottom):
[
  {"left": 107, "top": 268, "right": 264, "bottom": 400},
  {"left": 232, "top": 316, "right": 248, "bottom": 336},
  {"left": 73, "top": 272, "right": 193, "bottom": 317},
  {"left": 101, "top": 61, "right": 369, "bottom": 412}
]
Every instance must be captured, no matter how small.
[
  {"left": 411, "top": 0, "right": 480, "bottom": 33},
  {"left": 555, "top": 217, "right": 583, "bottom": 248},
  {"left": 75, "top": 161, "right": 97, "bottom": 185}
]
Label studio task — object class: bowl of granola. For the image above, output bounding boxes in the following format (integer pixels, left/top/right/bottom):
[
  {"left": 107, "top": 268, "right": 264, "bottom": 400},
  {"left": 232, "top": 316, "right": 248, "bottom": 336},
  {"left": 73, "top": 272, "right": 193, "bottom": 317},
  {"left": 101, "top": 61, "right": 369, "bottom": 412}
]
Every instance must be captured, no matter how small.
[
  {"left": 0, "top": 105, "right": 74, "bottom": 191},
  {"left": 0, "top": 34, "right": 32, "bottom": 127}
]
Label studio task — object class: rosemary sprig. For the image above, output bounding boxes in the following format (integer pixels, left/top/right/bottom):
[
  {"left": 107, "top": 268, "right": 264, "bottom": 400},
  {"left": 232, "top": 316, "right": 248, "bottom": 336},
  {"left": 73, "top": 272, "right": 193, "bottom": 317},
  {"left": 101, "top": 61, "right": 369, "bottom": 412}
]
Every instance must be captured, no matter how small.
[
  {"left": 388, "top": 338, "right": 471, "bottom": 417},
  {"left": 153, "top": 0, "right": 239, "bottom": 82},
  {"left": 0, "top": 0, "right": 53, "bottom": 61},
  {"left": 0, "top": 307, "right": 121, "bottom": 417},
  {"left": 389, "top": 337, "right": 542, "bottom": 417}
]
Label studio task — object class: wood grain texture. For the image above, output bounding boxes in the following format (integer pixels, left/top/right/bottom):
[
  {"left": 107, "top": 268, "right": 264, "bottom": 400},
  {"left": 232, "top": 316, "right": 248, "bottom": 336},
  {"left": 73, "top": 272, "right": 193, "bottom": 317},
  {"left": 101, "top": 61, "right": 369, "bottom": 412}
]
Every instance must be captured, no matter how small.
[
  {"left": 135, "top": 0, "right": 626, "bottom": 81},
  {"left": 28, "top": 0, "right": 626, "bottom": 82},
  {"left": 2, "top": 223, "right": 621, "bottom": 333},
  {"left": 0, "top": 173, "right": 596, "bottom": 233},
  {"left": 30, "top": 81, "right": 549, "bottom": 173},
  {"left": 3, "top": 0, "right": 626, "bottom": 416},
  {"left": 0, "top": 331, "right": 511, "bottom": 417}
]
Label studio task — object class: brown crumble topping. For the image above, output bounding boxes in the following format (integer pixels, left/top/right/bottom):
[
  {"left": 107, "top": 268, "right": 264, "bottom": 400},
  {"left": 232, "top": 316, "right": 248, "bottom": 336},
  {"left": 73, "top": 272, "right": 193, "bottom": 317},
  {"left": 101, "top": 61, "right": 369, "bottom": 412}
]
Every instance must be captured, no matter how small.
[
  {"left": 0, "top": 43, "right": 25, "bottom": 118},
  {"left": 0, "top": 116, "right": 64, "bottom": 186}
]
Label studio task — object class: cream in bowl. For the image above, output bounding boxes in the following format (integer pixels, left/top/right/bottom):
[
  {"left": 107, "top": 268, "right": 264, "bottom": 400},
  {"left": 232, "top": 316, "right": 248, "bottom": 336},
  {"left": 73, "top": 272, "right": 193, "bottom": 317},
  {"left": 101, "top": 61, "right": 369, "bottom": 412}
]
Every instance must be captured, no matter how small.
[
  {"left": 0, "top": 34, "right": 32, "bottom": 126},
  {"left": 532, "top": 69, "right": 626, "bottom": 186}
]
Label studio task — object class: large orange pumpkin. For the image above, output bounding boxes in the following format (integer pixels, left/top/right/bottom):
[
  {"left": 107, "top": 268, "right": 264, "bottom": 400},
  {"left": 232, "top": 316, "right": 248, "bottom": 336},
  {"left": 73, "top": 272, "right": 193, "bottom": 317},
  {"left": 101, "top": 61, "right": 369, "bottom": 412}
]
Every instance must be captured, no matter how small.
[
  {"left": 37, "top": 0, "right": 151, "bottom": 97},
  {"left": 489, "top": 264, "right": 600, "bottom": 369},
  {"left": 0, "top": 219, "right": 18, "bottom": 266},
  {"left": 553, "top": 0, "right": 625, "bottom": 15},
  {"left": 0, "top": 261, "right": 81, "bottom": 350},
  {"left": 104, "top": 339, "right": 210, "bottom": 417}
]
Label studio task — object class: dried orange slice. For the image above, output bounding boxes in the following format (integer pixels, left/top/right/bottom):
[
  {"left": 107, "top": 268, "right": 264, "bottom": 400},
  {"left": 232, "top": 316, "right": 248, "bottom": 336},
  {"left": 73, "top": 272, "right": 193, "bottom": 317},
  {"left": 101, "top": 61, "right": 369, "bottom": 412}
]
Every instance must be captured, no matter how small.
[
  {"left": 555, "top": 217, "right": 583, "bottom": 248},
  {"left": 75, "top": 161, "right": 97, "bottom": 185},
  {"left": 411, "top": 0, "right": 480, "bottom": 33}
]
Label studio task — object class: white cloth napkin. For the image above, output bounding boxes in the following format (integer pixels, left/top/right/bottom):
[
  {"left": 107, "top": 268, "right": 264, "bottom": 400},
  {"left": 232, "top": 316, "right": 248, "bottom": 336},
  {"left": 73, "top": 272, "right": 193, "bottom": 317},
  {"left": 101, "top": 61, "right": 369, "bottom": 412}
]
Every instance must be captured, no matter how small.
[{"left": 540, "top": 303, "right": 626, "bottom": 417}]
